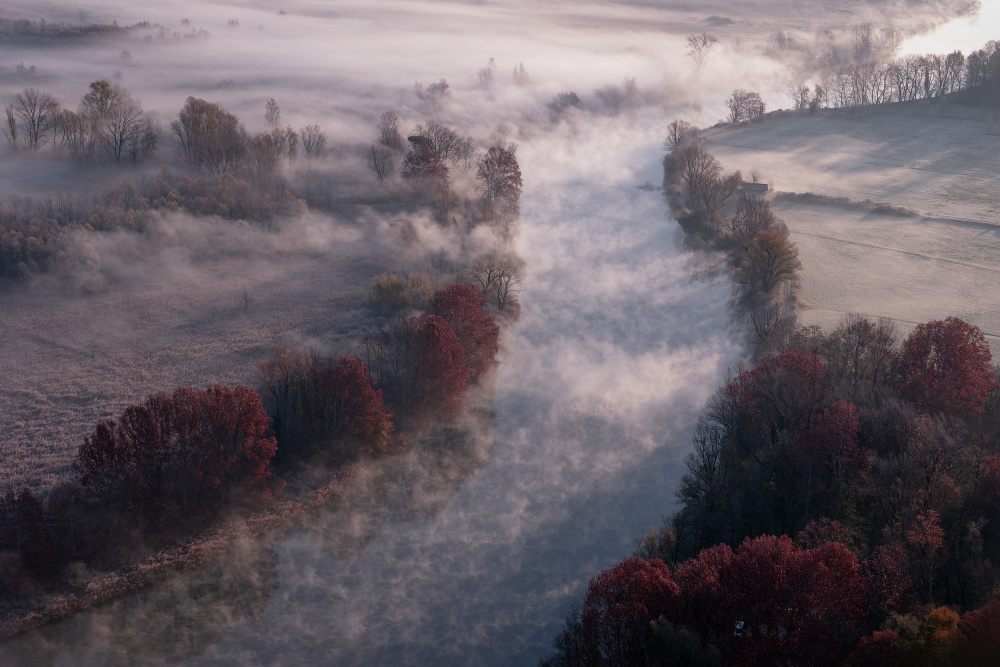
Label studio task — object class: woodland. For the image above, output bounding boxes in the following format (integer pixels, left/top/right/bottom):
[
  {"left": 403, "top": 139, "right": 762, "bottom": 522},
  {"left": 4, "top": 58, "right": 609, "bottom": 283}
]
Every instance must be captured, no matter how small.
[
  {"left": 541, "top": 31, "right": 1000, "bottom": 667},
  {"left": 0, "top": 43, "right": 524, "bottom": 636}
]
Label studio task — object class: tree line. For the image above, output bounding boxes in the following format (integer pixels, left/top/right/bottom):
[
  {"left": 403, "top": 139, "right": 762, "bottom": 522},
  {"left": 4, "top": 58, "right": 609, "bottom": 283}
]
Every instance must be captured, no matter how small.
[
  {"left": 791, "top": 38, "right": 1000, "bottom": 110},
  {"left": 0, "top": 170, "right": 305, "bottom": 280},
  {"left": 662, "top": 128, "right": 800, "bottom": 359},
  {"left": 543, "top": 313, "right": 1000, "bottom": 666},
  {"left": 366, "top": 112, "right": 523, "bottom": 223},
  {"left": 0, "top": 282, "right": 500, "bottom": 593}
]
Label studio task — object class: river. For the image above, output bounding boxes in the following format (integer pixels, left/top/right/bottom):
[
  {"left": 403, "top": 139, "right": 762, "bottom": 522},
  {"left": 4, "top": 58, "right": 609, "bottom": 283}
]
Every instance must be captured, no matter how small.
[{"left": 0, "top": 116, "right": 739, "bottom": 665}]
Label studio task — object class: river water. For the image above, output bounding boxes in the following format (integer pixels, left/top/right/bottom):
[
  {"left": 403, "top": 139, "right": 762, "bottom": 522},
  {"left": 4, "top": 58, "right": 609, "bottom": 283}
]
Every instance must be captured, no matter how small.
[{"left": 0, "top": 119, "right": 739, "bottom": 665}]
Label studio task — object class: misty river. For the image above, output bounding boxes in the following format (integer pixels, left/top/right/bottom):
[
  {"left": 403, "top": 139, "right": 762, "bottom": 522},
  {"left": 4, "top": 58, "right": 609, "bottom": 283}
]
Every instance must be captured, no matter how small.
[{"left": 1, "top": 123, "right": 740, "bottom": 665}]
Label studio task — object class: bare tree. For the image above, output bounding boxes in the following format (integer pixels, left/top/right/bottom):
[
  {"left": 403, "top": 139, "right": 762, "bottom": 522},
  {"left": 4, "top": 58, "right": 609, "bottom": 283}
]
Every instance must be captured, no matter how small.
[
  {"left": 512, "top": 62, "right": 531, "bottom": 86},
  {"left": 876, "top": 26, "right": 902, "bottom": 60},
  {"left": 478, "top": 57, "right": 496, "bottom": 90},
  {"left": 854, "top": 23, "right": 874, "bottom": 63},
  {"left": 377, "top": 110, "right": 405, "bottom": 153},
  {"left": 8, "top": 88, "right": 59, "bottom": 152},
  {"left": 725, "top": 89, "right": 765, "bottom": 123},
  {"left": 410, "top": 122, "right": 475, "bottom": 164},
  {"left": 102, "top": 88, "right": 146, "bottom": 163},
  {"left": 686, "top": 33, "right": 719, "bottom": 71},
  {"left": 3, "top": 106, "right": 16, "bottom": 151},
  {"left": 367, "top": 144, "right": 393, "bottom": 183},
  {"left": 414, "top": 79, "right": 450, "bottom": 106},
  {"left": 300, "top": 124, "right": 327, "bottom": 159},
  {"left": 264, "top": 98, "right": 280, "bottom": 127},
  {"left": 470, "top": 253, "right": 523, "bottom": 311},
  {"left": 664, "top": 119, "right": 695, "bottom": 151}
]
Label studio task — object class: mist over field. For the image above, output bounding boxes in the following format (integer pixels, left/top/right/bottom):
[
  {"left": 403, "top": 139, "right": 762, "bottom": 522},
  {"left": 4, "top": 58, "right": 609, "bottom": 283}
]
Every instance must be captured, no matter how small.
[{"left": 0, "top": 0, "right": 993, "bottom": 664}]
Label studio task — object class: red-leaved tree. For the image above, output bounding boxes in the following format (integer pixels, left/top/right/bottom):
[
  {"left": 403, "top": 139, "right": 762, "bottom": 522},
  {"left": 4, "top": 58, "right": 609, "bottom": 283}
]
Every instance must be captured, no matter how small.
[
  {"left": 897, "top": 317, "right": 993, "bottom": 418},
  {"left": 428, "top": 283, "right": 500, "bottom": 383},
  {"left": 0, "top": 488, "right": 58, "bottom": 575},
  {"left": 580, "top": 558, "right": 681, "bottom": 666},
  {"left": 402, "top": 146, "right": 449, "bottom": 195},
  {"left": 674, "top": 536, "right": 865, "bottom": 666},
  {"left": 302, "top": 356, "right": 394, "bottom": 456},
  {"left": 361, "top": 314, "right": 468, "bottom": 427},
  {"left": 477, "top": 146, "right": 522, "bottom": 219},
  {"left": 732, "top": 349, "right": 828, "bottom": 444},
  {"left": 78, "top": 385, "right": 281, "bottom": 527},
  {"left": 960, "top": 597, "right": 1000, "bottom": 663}
]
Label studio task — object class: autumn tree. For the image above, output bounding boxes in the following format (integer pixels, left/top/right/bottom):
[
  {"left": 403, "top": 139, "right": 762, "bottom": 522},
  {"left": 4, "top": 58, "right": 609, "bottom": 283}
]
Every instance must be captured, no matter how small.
[
  {"left": 410, "top": 122, "right": 475, "bottom": 165},
  {"left": 361, "top": 314, "right": 468, "bottom": 426},
  {"left": 171, "top": 97, "right": 248, "bottom": 175},
  {"left": 476, "top": 146, "right": 522, "bottom": 220},
  {"left": 299, "top": 356, "right": 394, "bottom": 457},
  {"left": 0, "top": 488, "right": 58, "bottom": 575},
  {"left": 401, "top": 145, "right": 449, "bottom": 194},
  {"left": 896, "top": 317, "right": 993, "bottom": 418},
  {"left": 78, "top": 385, "right": 281, "bottom": 528},
  {"left": 822, "top": 313, "right": 898, "bottom": 403},
  {"left": 428, "top": 283, "right": 500, "bottom": 383},
  {"left": 579, "top": 558, "right": 681, "bottom": 666}
]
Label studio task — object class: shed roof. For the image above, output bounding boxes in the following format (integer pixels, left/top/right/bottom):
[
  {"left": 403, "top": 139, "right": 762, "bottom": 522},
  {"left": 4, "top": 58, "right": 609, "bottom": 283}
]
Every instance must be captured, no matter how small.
[{"left": 743, "top": 183, "right": 769, "bottom": 191}]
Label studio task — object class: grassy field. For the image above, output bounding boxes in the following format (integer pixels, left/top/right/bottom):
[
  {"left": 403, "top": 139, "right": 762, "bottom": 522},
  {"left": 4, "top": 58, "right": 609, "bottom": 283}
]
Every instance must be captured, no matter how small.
[{"left": 706, "top": 107, "right": 1000, "bottom": 345}]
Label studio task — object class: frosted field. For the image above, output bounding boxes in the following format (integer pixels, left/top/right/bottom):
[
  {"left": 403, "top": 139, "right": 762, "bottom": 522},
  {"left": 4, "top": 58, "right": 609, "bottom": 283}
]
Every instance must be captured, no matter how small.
[{"left": 707, "top": 110, "right": 1000, "bottom": 345}]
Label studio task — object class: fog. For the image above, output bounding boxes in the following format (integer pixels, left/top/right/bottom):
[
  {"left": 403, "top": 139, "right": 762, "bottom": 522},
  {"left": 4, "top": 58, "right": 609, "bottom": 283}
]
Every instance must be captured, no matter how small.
[{"left": 0, "top": 0, "right": 978, "bottom": 664}]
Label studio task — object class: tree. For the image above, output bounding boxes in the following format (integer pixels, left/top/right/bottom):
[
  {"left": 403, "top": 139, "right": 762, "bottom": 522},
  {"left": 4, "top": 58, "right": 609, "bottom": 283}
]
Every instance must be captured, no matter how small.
[
  {"left": 171, "top": 97, "right": 248, "bottom": 175},
  {"left": 301, "top": 356, "right": 394, "bottom": 456},
  {"left": 687, "top": 33, "right": 719, "bottom": 71},
  {"left": 470, "top": 253, "right": 523, "bottom": 311},
  {"left": 478, "top": 57, "right": 496, "bottom": 90},
  {"left": 264, "top": 97, "right": 280, "bottom": 127},
  {"left": 907, "top": 509, "right": 945, "bottom": 602},
  {"left": 428, "top": 284, "right": 500, "bottom": 383},
  {"left": 823, "top": 313, "right": 898, "bottom": 403},
  {"left": 725, "top": 89, "right": 766, "bottom": 124},
  {"left": 736, "top": 230, "right": 801, "bottom": 295},
  {"left": 476, "top": 146, "right": 522, "bottom": 219},
  {"left": 579, "top": 558, "right": 681, "bottom": 667},
  {"left": 664, "top": 119, "right": 695, "bottom": 151},
  {"left": 101, "top": 86, "right": 151, "bottom": 163},
  {"left": 896, "top": 317, "right": 993, "bottom": 418},
  {"left": 0, "top": 488, "right": 58, "bottom": 575},
  {"left": 300, "top": 124, "right": 327, "bottom": 159},
  {"left": 367, "top": 144, "right": 394, "bottom": 183},
  {"left": 409, "top": 122, "right": 475, "bottom": 164},
  {"left": 401, "top": 146, "right": 448, "bottom": 193},
  {"left": 960, "top": 597, "right": 1000, "bottom": 663},
  {"left": 5, "top": 88, "right": 59, "bottom": 152},
  {"left": 377, "top": 110, "right": 405, "bottom": 153},
  {"left": 361, "top": 314, "right": 468, "bottom": 425},
  {"left": 78, "top": 385, "right": 281, "bottom": 528}
]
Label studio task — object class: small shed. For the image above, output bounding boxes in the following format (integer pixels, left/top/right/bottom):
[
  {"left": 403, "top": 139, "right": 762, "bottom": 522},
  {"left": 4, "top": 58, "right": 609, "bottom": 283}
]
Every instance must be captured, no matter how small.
[{"left": 740, "top": 182, "right": 769, "bottom": 203}]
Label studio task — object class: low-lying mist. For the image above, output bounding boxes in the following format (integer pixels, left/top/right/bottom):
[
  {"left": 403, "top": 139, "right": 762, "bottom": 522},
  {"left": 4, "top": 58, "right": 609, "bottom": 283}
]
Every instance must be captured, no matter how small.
[{"left": 0, "top": 0, "right": 980, "bottom": 664}]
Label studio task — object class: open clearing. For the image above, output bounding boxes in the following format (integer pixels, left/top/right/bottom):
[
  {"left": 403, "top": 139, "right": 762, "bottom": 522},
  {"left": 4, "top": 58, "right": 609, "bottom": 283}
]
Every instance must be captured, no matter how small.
[{"left": 706, "top": 109, "right": 1000, "bottom": 344}]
